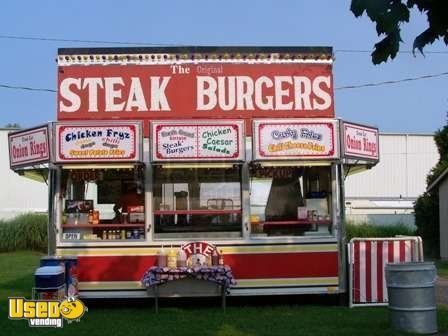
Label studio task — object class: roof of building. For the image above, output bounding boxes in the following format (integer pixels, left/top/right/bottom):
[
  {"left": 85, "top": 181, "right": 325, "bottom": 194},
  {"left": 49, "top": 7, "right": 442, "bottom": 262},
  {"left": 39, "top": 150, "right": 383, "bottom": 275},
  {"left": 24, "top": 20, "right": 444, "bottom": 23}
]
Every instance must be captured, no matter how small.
[
  {"left": 427, "top": 167, "right": 448, "bottom": 192},
  {"left": 58, "top": 46, "right": 333, "bottom": 56}
]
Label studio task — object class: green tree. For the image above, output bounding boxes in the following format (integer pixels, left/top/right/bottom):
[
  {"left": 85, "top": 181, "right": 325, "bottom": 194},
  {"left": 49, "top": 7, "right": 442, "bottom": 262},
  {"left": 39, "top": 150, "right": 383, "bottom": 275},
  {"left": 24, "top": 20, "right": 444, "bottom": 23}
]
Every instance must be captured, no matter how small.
[
  {"left": 427, "top": 125, "right": 448, "bottom": 186},
  {"left": 414, "top": 192, "right": 439, "bottom": 258},
  {"left": 414, "top": 122, "right": 448, "bottom": 258},
  {"left": 350, "top": 0, "right": 448, "bottom": 64},
  {"left": 4, "top": 123, "right": 21, "bottom": 128}
]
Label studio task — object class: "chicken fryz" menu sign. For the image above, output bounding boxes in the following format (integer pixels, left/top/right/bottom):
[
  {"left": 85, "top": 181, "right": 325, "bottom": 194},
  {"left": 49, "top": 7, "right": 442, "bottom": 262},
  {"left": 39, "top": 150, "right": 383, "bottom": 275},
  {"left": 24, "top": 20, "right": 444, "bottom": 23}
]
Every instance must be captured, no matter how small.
[
  {"left": 152, "top": 120, "right": 244, "bottom": 161},
  {"left": 55, "top": 122, "right": 141, "bottom": 162},
  {"left": 253, "top": 119, "right": 339, "bottom": 160}
]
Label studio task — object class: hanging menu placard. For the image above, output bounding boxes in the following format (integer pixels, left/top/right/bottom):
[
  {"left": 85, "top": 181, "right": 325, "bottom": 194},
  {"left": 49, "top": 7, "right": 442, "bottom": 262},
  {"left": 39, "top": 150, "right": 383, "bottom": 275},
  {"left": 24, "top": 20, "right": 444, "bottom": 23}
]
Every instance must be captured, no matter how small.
[
  {"left": 342, "top": 121, "right": 379, "bottom": 162},
  {"left": 253, "top": 119, "right": 339, "bottom": 160},
  {"left": 8, "top": 125, "right": 51, "bottom": 169},
  {"left": 151, "top": 120, "right": 244, "bottom": 161},
  {"left": 55, "top": 122, "right": 141, "bottom": 162}
]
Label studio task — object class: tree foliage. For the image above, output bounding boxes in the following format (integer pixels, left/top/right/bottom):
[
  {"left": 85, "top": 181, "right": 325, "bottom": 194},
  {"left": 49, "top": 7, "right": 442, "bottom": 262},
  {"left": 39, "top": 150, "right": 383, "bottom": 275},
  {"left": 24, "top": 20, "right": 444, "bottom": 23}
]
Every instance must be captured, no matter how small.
[
  {"left": 4, "top": 123, "right": 21, "bottom": 128},
  {"left": 414, "top": 191, "right": 439, "bottom": 258},
  {"left": 427, "top": 124, "right": 448, "bottom": 186},
  {"left": 414, "top": 122, "right": 448, "bottom": 258},
  {"left": 350, "top": 0, "right": 448, "bottom": 64}
]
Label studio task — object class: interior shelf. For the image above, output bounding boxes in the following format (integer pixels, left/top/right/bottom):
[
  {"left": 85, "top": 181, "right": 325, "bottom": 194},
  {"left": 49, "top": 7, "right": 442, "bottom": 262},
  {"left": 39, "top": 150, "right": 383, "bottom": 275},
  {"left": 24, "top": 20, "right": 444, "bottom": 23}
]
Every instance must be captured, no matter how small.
[
  {"left": 62, "top": 223, "right": 145, "bottom": 228},
  {"left": 259, "top": 220, "right": 331, "bottom": 226}
]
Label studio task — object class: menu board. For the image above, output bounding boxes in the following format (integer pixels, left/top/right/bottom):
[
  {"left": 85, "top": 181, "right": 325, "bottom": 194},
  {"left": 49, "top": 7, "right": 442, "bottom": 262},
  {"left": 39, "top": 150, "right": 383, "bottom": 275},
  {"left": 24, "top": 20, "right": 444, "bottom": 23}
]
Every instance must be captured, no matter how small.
[
  {"left": 8, "top": 125, "right": 50, "bottom": 169},
  {"left": 55, "top": 122, "right": 141, "bottom": 162},
  {"left": 342, "top": 121, "right": 379, "bottom": 161},
  {"left": 253, "top": 119, "right": 339, "bottom": 160},
  {"left": 151, "top": 120, "right": 244, "bottom": 161}
]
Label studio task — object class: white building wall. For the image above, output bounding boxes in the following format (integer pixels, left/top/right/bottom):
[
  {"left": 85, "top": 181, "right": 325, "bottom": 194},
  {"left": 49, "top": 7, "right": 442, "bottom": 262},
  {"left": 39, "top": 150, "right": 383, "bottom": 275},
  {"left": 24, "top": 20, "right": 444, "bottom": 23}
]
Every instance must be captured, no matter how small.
[
  {"left": 406, "top": 135, "right": 439, "bottom": 196},
  {"left": 345, "top": 134, "right": 439, "bottom": 227},
  {"left": 0, "top": 129, "right": 48, "bottom": 219}
]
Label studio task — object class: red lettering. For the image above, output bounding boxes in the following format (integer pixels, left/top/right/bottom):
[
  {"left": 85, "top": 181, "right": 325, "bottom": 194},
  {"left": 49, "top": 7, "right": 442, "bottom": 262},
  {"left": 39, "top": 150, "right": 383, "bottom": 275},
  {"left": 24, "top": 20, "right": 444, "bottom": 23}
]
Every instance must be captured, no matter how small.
[{"left": 12, "top": 144, "right": 28, "bottom": 159}]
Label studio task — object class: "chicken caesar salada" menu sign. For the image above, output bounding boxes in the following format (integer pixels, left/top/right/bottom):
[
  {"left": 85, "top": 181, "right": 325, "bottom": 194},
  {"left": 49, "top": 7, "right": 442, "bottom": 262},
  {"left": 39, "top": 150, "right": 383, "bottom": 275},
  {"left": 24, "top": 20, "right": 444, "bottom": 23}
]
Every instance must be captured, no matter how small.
[
  {"left": 151, "top": 120, "right": 244, "bottom": 161},
  {"left": 253, "top": 119, "right": 339, "bottom": 160}
]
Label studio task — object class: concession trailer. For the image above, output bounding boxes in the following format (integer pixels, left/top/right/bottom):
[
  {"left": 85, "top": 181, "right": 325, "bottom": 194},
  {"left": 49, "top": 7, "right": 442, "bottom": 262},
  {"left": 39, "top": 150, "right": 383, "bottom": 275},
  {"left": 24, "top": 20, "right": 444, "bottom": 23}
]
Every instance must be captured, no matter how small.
[{"left": 8, "top": 46, "right": 379, "bottom": 298}]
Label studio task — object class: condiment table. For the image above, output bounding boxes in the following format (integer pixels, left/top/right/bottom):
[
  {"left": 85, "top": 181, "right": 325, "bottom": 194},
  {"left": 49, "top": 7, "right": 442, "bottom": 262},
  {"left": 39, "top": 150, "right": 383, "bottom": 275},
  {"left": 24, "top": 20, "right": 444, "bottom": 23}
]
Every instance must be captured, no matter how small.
[{"left": 141, "top": 265, "right": 236, "bottom": 313}]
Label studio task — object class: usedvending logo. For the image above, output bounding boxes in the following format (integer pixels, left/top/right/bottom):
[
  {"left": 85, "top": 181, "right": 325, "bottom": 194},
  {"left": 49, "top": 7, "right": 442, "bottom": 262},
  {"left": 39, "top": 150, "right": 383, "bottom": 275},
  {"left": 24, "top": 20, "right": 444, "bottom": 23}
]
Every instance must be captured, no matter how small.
[{"left": 8, "top": 296, "right": 87, "bottom": 328}]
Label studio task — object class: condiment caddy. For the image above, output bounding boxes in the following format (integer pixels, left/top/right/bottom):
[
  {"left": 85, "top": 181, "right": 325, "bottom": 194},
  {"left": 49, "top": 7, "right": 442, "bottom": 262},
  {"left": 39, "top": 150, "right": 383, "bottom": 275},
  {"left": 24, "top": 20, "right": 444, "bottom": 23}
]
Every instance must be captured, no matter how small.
[{"left": 156, "top": 246, "right": 224, "bottom": 268}]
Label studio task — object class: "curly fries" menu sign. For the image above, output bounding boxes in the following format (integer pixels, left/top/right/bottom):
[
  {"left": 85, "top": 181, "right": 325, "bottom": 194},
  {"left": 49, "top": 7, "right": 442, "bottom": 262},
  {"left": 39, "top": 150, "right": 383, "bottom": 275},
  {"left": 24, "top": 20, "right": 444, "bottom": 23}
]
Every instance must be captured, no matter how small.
[{"left": 253, "top": 119, "right": 339, "bottom": 160}]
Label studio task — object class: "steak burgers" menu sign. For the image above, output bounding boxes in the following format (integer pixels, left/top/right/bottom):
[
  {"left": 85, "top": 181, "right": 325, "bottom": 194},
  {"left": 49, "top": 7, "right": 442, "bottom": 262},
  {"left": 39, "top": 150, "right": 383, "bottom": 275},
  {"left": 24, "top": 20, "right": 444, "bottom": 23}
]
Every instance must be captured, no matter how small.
[{"left": 151, "top": 120, "right": 244, "bottom": 161}]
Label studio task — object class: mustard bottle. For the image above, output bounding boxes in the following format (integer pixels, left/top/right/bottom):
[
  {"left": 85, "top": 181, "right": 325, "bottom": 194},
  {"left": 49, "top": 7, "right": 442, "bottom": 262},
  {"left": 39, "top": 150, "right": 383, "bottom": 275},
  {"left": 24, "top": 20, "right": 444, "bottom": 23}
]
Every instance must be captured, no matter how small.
[{"left": 167, "top": 246, "right": 177, "bottom": 269}]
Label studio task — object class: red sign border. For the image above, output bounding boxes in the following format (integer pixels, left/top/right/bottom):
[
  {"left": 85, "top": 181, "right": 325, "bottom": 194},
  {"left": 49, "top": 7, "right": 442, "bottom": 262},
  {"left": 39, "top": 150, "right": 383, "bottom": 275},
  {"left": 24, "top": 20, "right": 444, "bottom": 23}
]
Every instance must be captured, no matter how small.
[
  {"left": 342, "top": 121, "right": 379, "bottom": 161},
  {"left": 152, "top": 120, "right": 244, "bottom": 162},
  {"left": 8, "top": 125, "right": 51, "bottom": 169},
  {"left": 254, "top": 120, "right": 338, "bottom": 160},
  {"left": 55, "top": 122, "right": 141, "bottom": 163}
]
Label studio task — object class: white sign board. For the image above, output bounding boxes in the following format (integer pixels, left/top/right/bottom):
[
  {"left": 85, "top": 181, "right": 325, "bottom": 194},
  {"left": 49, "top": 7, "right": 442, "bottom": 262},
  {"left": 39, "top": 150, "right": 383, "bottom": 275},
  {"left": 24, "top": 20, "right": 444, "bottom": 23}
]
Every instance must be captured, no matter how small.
[
  {"left": 55, "top": 122, "right": 142, "bottom": 162},
  {"left": 8, "top": 125, "right": 50, "bottom": 169},
  {"left": 151, "top": 120, "right": 245, "bottom": 161},
  {"left": 253, "top": 119, "right": 339, "bottom": 160},
  {"left": 342, "top": 122, "right": 379, "bottom": 161},
  {"left": 62, "top": 232, "right": 81, "bottom": 240}
]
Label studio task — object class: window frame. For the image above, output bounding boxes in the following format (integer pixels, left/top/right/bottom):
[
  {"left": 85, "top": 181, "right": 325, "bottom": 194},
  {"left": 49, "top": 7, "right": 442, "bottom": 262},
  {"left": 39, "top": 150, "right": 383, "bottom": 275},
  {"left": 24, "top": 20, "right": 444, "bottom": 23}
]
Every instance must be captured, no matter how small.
[
  {"left": 151, "top": 163, "right": 244, "bottom": 240},
  {"left": 247, "top": 162, "right": 338, "bottom": 239},
  {"left": 56, "top": 164, "right": 147, "bottom": 244}
]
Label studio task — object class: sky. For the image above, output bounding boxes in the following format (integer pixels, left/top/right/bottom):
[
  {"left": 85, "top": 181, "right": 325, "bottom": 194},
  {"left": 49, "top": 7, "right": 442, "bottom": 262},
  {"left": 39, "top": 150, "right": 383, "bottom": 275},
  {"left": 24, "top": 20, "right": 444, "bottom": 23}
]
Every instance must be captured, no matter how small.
[{"left": 0, "top": 0, "right": 447, "bottom": 134}]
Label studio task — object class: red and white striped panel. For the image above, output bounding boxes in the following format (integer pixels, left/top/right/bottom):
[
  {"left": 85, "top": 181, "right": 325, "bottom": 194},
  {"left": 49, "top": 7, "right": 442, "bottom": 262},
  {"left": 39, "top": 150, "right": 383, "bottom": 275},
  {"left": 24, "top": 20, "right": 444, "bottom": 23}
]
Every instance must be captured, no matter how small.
[{"left": 349, "top": 238, "right": 422, "bottom": 306}]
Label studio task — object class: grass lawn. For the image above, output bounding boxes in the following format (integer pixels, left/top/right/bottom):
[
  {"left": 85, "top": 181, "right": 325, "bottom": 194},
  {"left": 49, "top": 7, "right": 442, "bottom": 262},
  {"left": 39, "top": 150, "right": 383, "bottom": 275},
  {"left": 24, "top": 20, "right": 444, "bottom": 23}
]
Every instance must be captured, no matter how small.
[
  {"left": 0, "top": 251, "right": 447, "bottom": 335},
  {"left": 436, "top": 260, "right": 448, "bottom": 278}
]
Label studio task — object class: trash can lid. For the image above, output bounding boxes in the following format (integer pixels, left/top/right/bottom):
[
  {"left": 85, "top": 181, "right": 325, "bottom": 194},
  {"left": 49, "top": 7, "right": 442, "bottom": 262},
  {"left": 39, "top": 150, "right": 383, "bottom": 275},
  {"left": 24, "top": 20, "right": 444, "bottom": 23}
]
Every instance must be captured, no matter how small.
[
  {"left": 35, "top": 266, "right": 65, "bottom": 275},
  {"left": 41, "top": 255, "right": 77, "bottom": 261},
  {"left": 385, "top": 262, "right": 436, "bottom": 272},
  {"left": 40, "top": 256, "right": 64, "bottom": 261}
]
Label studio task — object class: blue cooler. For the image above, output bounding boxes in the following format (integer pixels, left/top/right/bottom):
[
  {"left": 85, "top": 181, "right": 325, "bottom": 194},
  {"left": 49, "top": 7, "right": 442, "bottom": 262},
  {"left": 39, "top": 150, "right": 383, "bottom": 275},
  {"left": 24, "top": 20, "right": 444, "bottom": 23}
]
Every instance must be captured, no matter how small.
[
  {"left": 35, "top": 266, "right": 65, "bottom": 292},
  {"left": 40, "top": 256, "right": 79, "bottom": 296}
]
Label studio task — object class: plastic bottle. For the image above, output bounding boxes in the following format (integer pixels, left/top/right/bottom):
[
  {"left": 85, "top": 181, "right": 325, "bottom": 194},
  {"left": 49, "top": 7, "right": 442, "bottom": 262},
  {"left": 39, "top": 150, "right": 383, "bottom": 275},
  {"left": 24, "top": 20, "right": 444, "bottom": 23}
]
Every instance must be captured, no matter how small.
[
  {"left": 206, "top": 254, "right": 212, "bottom": 267},
  {"left": 167, "top": 246, "right": 177, "bottom": 269},
  {"left": 212, "top": 250, "right": 219, "bottom": 266},
  {"left": 177, "top": 249, "right": 187, "bottom": 267},
  {"left": 218, "top": 250, "right": 224, "bottom": 266},
  {"left": 158, "top": 246, "right": 167, "bottom": 267},
  {"left": 92, "top": 210, "right": 99, "bottom": 225}
]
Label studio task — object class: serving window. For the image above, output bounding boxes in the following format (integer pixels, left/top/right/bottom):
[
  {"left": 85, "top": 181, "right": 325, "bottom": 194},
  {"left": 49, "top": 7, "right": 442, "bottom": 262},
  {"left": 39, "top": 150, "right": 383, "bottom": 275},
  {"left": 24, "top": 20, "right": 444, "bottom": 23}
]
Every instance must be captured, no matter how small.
[
  {"left": 249, "top": 164, "right": 333, "bottom": 237},
  {"left": 59, "top": 166, "right": 146, "bottom": 241},
  {"left": 153, "top": 165, "right": 242, "bottom": 238}
]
